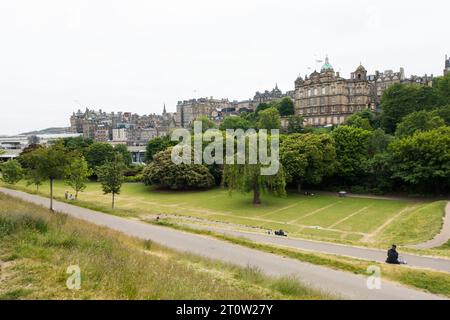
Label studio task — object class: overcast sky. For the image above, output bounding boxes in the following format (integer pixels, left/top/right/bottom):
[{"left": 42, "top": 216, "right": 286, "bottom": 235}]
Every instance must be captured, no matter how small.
[{"left": 0, "top": 0, "right": 448, "bottom": 135}]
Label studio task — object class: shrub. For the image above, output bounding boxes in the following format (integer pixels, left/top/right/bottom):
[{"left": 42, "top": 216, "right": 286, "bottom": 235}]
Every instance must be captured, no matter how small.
[{"left": 143, "top": 148, "right": 215, "bottom": 190}]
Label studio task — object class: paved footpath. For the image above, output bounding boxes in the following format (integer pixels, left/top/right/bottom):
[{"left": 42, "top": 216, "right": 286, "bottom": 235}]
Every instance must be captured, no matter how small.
[
  {"left": 0, "top": 187, "right": 446, "bottom": 300},
  {"left": 184, "top": 224, "right": 450, "bottom": 273}
]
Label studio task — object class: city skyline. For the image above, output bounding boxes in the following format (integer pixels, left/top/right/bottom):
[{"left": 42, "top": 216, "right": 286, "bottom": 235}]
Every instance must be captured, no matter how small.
[{"left": 1, "top": 0, "right": 449, "bottom": 135}]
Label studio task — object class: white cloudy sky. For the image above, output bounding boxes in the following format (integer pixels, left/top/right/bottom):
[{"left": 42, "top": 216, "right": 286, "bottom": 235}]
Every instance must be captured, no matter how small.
[{"left": 0, "top": 0, "right": 448, "bottom": 134}]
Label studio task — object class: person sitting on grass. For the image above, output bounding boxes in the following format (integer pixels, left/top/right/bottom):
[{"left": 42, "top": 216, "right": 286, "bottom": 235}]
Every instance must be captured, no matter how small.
[{"left": 386, "top": 244, "right": 400, "bottom": 264}]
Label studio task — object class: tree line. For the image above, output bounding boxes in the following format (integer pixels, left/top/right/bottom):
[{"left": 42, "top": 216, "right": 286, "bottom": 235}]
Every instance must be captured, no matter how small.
[{"left": 1, "top": 74, "right": 449, "bottom": 206}]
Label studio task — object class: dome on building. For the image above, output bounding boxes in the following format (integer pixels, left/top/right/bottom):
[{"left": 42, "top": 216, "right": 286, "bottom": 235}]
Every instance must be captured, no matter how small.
[
  {"left": 356, "top": 63, "right": 367, "bottom": 72},
  {"left": 321, "top": 56, "right": 334, "bottom": 72}
]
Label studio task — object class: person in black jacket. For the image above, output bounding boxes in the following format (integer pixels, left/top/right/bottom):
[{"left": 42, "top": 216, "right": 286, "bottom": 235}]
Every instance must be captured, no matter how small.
[{"left": 386, "top": 245, "right": 400, "bottom": 264}]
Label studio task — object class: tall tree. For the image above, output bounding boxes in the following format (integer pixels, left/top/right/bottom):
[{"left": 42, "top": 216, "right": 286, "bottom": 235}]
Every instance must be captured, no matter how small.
[
  {"left": 277, "top": 97, "right": 295, "bottom": 116},
  {"left": 222, "top": 134, "right": 285, "bottom": 205},
  {"left": 380, "top": 83, "right": 442, "bottom": 133},
  {"left": 257, "top": 107, "right": 281, "bottom": 130},
  {"left": 84, "top": 142, "right": 116, "bottom": 170},
  {"left": 280, "top": 133, "right": 336, "bottom": 192},
  {"left": 24, "top": 143, "right": 71, "bottom": 211},
  {"left": 96, "top": 155, "right": 125, "bottom": 209},
  {"left": 0, "top": 160, "right": 23, "bottom": 185},
  {"left": 389, "top": 126, "right": 450, "bottom": 192},
  {"left": 65, "top": 156, "right": 92, "bottom": 199},
  {"left": 331, "top": 125, "right": 372, "bottom": 185}
]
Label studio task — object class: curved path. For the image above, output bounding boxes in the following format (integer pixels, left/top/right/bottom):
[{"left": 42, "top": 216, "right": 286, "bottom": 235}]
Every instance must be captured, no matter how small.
[
  {"left": 0, "top": 187, "right": 446, "bottom": 300},
  {"left": 182, "top": 224, "right": 450, "bottom": 272},
  {"left": 410, "top": 202, "right": 450, "bottom": 249}
]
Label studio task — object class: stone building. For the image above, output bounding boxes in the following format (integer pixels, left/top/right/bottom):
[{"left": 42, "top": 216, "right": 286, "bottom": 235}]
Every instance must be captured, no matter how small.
[
  {"left": 70, "top": 106, "right": 176, "bottom": 144},
  {"left": 294, "top": 56, "right": 435, "bottom": 126},
  {"left": 253, "top": 84, "right": 284, "bottom": 104},
  {"left": 175, "top": 97, "right": 232, "bottom": 128},
  {"left": 294, "top": 57, "right": 373, "bottom": 126}
]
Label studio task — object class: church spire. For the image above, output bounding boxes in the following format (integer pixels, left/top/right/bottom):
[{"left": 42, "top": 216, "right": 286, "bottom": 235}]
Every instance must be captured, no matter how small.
[{"left": 163, "top": 103, "right": 166, "bottom": 114}]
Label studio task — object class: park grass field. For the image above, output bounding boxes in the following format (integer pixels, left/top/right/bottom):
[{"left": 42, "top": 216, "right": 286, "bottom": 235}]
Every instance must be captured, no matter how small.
[
  {"left": 2, "top": 180, "right": 447, "bottom": 248},
  {"left": 0, "top": 192, "right": 328, "bottom": 300}
]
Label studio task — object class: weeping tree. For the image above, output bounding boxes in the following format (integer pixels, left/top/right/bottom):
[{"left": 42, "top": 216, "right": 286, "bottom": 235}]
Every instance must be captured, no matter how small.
[{"left": 222, "top": 132, "right": 286, "bottom": 205}]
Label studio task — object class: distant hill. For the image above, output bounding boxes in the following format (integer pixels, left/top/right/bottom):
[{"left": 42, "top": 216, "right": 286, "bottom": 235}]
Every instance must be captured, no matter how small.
[{"left": 20, "top": 127, "right": 71, "bottom": 135}]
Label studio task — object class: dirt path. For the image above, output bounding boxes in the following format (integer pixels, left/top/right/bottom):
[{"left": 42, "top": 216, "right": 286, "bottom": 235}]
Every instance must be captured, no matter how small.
[{"left": 361, "top": 205, "right": 419, "bottom": 243}]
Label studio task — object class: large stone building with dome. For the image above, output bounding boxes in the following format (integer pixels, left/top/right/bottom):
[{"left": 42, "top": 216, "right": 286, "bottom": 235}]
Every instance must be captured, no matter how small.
[{"left": 293, "top": 56, "right": 434, "bottom": 126}]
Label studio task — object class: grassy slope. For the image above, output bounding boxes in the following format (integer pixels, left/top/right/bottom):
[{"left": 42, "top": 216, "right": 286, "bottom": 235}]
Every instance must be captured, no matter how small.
[
  {"left": 0, "top": 193, "right": 329, "bottom": 300},
  {"left": 375, "top": 201, "right": 447, "bottom": 245},
  {"left": 4, "top": 180, "right": 441, "bottom": 247}
]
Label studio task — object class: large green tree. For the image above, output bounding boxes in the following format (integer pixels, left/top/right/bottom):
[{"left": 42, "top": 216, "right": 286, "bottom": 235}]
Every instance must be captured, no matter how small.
[
  {"left": 62, "top": 136, "right": 93, "bottom": 153},
  {"left": 389, "top": 126, "right": 450, "bottom": 192},
  {"left": 23, "top": 143, "right": 72, "bottom": 210},
  {"left": 395, "top": 110, "right": 445, "bottom": 137},
  {"left": 331, "top": 126, "right": 372, "bottom": 185},
  {"left": 380, "top": 83, "right": 442, "bottom": 133},
  {"left": 96, "top": 155, "right": 126, "bottom": 209},
  {"left": 0, "top": 159, "right": 23, "bottom": 185},
  {"left": 223, "top": 133, "right": 286, "bottom": 205},
  {"left": 257, "top": 107, "right": 281, "bottom": 130},
  {"left": 280, "top": 133, "right": 336, "bottom": 192},
  {"left": 277, "top": 97, "right": 295, "bottom": 116},
  {"left": 143, "top": 147, "right": 215, "bottom": 190},
  {"left": 84, "top": 142, "right": 116, "bottom": 169}
]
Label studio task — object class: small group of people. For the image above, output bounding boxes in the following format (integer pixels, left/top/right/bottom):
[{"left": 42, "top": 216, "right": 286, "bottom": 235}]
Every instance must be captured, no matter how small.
[
  {"left": 386, "top": 244, "right": 407, "bottom": 265},
  {"left": 64, "top": 191, "right": 75, "bottom": 201},
  {"left": 267, "top": 229, "right": 287, "bottom": 237},
  {"left": 304, "top": 191, "right": 315, "bottom": 196}
]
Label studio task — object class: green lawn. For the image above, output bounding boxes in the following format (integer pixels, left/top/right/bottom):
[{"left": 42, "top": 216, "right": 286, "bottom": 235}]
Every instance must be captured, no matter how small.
[{"left": 3, "top": 180, "right": 446, "bottom": 247}]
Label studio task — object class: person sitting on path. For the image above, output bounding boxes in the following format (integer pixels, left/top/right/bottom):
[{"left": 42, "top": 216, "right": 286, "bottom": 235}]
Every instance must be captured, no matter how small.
[{"left": 386, "top": 244, "right": 400, "bottom": 264}]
